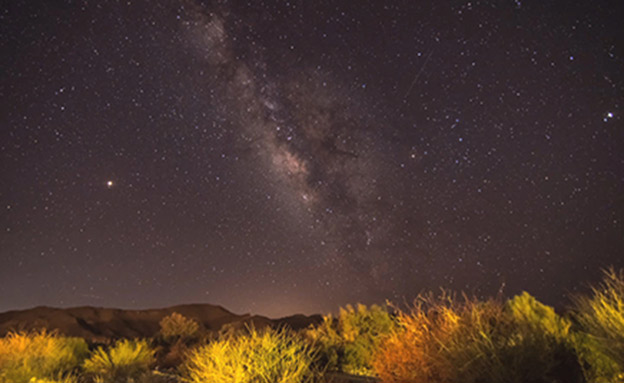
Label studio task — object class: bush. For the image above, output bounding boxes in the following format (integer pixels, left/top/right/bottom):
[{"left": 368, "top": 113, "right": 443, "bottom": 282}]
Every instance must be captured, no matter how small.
[
  {"left": 306, "top": 303, "right": 395, "bottom": 376},
  {"left": 182, "top": 326, "right": 318, "bottom": 383},
  {"left": 306, "top": 315, "right": 341, "bottom": 372},
  {"left": 372, "top": 292, "right": 488, "bottom": 383},
  {"left": 507, "top": 291, "right": 572, "bottom": 340},
  {"left": 27, "top": 377, "right": 78, "bottom": 383},
  {"left": 0, "top": 330, "right": 87, "bottom": 383},
  {"left": 574, "top": 267, "right": 624, "bottom": 382},
  {"left": 83, "top": 338, "right": 155, "bottom": 382},
  {"left": 373, "top": 291, "right": 582, "bottom": 383},
  {"left": 159, "top": 312, "right": 200, "bottom": 342},
  {"left": 506, "top": 292, "right": 582, "bottom": 382}
]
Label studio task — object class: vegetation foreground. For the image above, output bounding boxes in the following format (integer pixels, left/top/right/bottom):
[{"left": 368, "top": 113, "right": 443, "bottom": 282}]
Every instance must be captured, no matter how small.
[{"left": 1, "top": 268, "right": 623, "bottom": 383}]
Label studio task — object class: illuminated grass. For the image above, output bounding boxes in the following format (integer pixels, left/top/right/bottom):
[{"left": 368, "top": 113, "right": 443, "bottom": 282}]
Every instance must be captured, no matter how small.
[
  {"left": 306, "top": 303, "right": 396, "bottom": 376},
  {"left": 182, "top": 326, "right": 318, "bottom": 383},
  {"left": 3, "top": 269, "right": 624, "bottom": 383},
  {"left": 574, "top": 267, "right": 624, "bottom": 382},
  {"left": 372, "top": 291, "right": 581, "bottom": 383},
  {"left": 0, "top": 330, "right": 87, "bottom": 383},
  {"left": 27, "top": 377, "right": 79, "bottom": 383},
  {"left": 83, "top": 338, "right": 155, "bottom": 382}
]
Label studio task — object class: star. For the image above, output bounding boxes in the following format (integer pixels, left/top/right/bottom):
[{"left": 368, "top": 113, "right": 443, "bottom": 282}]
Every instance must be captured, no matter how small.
[{"left": 1, "top": 0, "right": 622, "bottom": 319}]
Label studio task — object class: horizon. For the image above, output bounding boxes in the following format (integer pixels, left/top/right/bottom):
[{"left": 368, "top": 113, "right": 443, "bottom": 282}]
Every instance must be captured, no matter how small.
[{"left": 0, "top": 276, "right": 599, "bottom": 318}]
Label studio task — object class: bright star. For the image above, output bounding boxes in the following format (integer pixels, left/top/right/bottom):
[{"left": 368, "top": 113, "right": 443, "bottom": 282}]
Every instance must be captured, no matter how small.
[{"left": 106, "top": 180, "right": 114, "bottom": 188}]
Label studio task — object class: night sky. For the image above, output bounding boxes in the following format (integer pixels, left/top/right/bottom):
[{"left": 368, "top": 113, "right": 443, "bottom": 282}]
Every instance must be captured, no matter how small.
[{"left": 1, "top": 0, "right": 623, "bottom": 318}]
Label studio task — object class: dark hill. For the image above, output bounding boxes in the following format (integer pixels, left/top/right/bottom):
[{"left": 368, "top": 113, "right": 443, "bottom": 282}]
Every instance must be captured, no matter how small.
[{"left": 0, "top": 304, "right": 322, "bottom": 341}]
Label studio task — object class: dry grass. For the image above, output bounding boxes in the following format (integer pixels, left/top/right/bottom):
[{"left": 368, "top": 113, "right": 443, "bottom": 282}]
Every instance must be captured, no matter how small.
[
  {"left": 83, "top": 338, "right": 155, "bottom": 382},
  {"left": 182, "top": 326, "right": 318, "bottom": 383},
  {"left": 4, "top": 268, "right": 624, "bottom": 383},
  {"left": 0, "top": 330, "right": 87, "bottom": 383},
  {"left": 573, "top": 267, "right": 624, "bottom": 382},
  {"left": 372, "top": 291, "right": 581, "bottom": 383},
  {"left": 27, "top": 377, "right": 79, "bottom": 383},
  {"left": 306, "top": 304, "right": 396, "bottom": 376}
]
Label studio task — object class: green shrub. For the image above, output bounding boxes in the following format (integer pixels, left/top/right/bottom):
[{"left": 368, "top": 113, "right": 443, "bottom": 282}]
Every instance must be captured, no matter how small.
[
  {"left": 306, "top": 303, "right": 396, "bottom": 376},
  {"left": 0, "top": 330, "right": 88, "bottom": 383},
  {"left": 373, "top": 292, "right": 582, "bottom": 383},
  {"left": 159, "top": 312, "right": 200, "bottom": 342},
  {"left": 506, "top": 292, "right": 582, "bottom": 382},
  {"left": 508, "top": 291, "right": 572, "bottom": 339},
  {"left": 182, "top": 326, "right": 318, "bottom": 383},
  {"left": 83, "top": 339, "right": 155, "bottom": 382},
  {"left": 574, "top": 267, "right": 624, "bottom": 382}
]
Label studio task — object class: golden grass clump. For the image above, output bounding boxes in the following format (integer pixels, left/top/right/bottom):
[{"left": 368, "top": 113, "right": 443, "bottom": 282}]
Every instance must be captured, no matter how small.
[
  {"left": 372, "top": 292, "right": 481, "bottom": 383},
  {"left": 574, "top": 267, "right": 624, "bottom": 383},
  {"left": 83, "top": 338, "right": 155, "bottom": 382},
  {"left": 373, "top": 291, "right": 581, "bottom": 383},
  {"left": 27, "top": 377, "right": 79, "bottom": 383},
  {"left": 0, "top": 330, "right": 88, "bottom": 383},
  {"left": 159, "top": 312, "right": 200, "bottom": 342},
  {"left": 182, "top": 326, "right": 318, "bottom": 383}
]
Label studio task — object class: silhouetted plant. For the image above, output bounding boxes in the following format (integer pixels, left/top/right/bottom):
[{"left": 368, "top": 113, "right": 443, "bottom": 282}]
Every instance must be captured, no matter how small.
[
  {"left": 0, "top": 330, "right": 87, "bottom": 383},
  {"left": 159, "top": 312, "right": 200, "bottom": 342}
]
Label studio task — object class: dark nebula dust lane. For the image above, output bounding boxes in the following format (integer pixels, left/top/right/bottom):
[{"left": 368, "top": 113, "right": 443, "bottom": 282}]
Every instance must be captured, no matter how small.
[{"left": 1, "top": 0, "right": 623, "bottom": 317}]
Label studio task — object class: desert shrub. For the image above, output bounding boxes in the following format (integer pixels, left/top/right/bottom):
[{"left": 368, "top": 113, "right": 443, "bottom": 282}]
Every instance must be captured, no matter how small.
[
  {"left": 159, "top": 312, "right": 200, "bottom": 342},
  {"left": 573, "top": 267, "right": 624, "bottom": 382},
  {"left": 305, "top": 303, "right": 395, "bottom": 376},
  {"left": 83, "top": 338, "right": 155, "bottom": 382},
  {"left": 507, "top": 291, "right": 572, "bottom": 339},
  {"left": 306, "top": 316, "right": 341, "bottom": 371},
  {"left": 373, "top": 291, "right": 582, "bottom": 383},
  {"left": 373, "top": 292, "right": 497, "bottom": 383},
  {"left": 506, "top": 292, "right": 582, "bottom": 381},
  {"left": 0, "top": 330, "right": 88, "bottom": 383},
  {"left": 27, "top": 377, "right": 79, "bottom": 383},
  {"left": 182, "top": 326, "right": 318, "bottom": 383},
  {"left": 157, "top": 339, "right": 193, "bottom": 369}
]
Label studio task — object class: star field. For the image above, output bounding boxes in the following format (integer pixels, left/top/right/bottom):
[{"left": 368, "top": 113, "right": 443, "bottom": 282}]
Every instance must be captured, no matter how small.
[{"left": 1, "top": 0, "right": 623, "bottom": 317}]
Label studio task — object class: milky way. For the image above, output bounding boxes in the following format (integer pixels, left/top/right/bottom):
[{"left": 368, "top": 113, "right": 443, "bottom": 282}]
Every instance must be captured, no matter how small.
[
  {"left": 1, "top": 0, "right": 623, "bottom": 317},
  {"left": 181, "top": 2, "right": 402, "bottom": 294}
]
